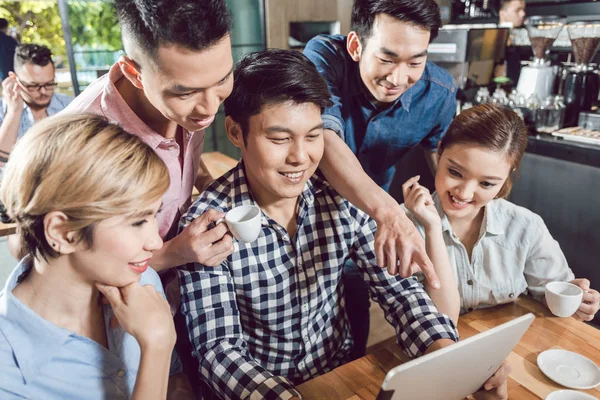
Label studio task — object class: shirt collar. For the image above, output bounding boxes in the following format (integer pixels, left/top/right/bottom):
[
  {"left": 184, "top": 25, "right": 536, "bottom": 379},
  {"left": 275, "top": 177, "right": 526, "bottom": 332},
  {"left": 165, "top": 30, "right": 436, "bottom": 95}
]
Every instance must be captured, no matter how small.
[
  {"left": 0, "top": 256, "right": 74, "bottom": 385},
  {"left": 433, "top": 193, "right": 504, "bottom": 237},
  {"left": 482, "top": 199, "right": 504, "bottom": 235},
  {"left": 100, "top": 63, "right": 193, "bottom": 150},
  {"left": 46, "top": 93, "right": 65, "bottom": 116}
]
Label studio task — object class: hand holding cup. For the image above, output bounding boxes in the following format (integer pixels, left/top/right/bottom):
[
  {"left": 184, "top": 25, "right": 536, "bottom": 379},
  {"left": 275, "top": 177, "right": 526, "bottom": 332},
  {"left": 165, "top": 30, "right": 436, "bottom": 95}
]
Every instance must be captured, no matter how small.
[{"left": 216, "top": 205, "right": 262, "bottom": 243}]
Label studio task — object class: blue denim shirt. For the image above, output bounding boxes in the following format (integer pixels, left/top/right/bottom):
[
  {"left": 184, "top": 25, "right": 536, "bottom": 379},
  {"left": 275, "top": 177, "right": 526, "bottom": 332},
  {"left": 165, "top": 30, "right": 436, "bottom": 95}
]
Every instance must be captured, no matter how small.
[
  {"left": 0, "top": 256, "right": 182, "bottom": 399},
  {"left": 304, "top": 34, "right": 457, "bottom": 191}
]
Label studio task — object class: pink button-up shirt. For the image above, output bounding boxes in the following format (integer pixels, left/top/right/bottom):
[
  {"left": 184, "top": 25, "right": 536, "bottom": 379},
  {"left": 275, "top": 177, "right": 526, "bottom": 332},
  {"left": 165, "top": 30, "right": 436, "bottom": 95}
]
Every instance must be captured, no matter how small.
[{"left": 63, "top": 64, "right": 204, "bottom": 240}]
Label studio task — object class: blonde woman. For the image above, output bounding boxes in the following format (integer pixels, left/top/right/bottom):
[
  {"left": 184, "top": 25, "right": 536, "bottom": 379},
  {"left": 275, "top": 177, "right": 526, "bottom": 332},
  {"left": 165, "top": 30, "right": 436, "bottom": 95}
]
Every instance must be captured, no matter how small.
[{"left": 0, "top": 114, "right": 192, "bottom": 399}]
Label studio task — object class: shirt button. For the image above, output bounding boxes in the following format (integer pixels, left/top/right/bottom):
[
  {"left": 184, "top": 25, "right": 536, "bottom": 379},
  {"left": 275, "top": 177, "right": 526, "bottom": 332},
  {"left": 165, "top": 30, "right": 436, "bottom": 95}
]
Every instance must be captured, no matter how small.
[
  {"left": 304, "top": 335, "right": 309, "bottom": 342},
  {"left": 117, "top": 370, "right": 125, "bottom": 378},
  {"left": 467, "top": 279, "right": 474, "bottom": 286},
  {"left": 302, "top": 304, "right": 309, "bottom": 312},
  {"left": 509, "top": 293, "right": 515, "bottom": 298}
]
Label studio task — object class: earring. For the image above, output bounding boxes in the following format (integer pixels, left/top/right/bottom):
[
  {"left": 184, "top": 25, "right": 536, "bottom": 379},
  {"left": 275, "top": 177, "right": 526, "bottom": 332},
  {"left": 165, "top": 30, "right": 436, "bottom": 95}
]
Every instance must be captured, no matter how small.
[{"left": 51, "top": 243, "right": 56, "bottom": 248}]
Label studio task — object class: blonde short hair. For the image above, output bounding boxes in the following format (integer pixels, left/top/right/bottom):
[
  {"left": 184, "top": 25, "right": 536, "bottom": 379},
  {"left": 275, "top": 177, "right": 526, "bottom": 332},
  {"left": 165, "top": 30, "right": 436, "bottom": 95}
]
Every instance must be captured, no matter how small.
[{"left": 0, "top": 114, "right": 170, "bottom": 260}]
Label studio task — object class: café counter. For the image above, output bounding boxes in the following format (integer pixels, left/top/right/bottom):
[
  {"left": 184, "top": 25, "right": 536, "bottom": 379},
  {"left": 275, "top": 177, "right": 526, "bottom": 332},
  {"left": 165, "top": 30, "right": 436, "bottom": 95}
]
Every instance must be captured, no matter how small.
[{"left": 525, "top": 133, "right": 600, "bottom": 169}]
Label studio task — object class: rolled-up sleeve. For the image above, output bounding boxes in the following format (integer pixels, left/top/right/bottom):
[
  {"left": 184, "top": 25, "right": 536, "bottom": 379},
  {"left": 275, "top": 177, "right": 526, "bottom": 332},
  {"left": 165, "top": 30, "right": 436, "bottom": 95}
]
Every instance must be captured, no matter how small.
[
  {"left": 524, "top": 214, "right": 574, "bottom": 300},
  {"left": 349, "top": 207, "right": 458, "bottom": 357},
  {"left": 421, "top": 85, "right": 457, "bottom": 151},
  {"left": 304, "top": 35, "right": 347, "bottom": 140}
]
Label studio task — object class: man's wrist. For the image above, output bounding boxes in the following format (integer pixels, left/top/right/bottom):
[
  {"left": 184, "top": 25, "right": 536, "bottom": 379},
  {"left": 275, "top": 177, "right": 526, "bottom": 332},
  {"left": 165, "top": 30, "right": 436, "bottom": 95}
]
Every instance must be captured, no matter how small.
[
  {"left": 369, "top": 197, "right": 408, "bottom": 222},
  {"left": 373, "top": 201, "right": 411, "bottom": 228},
  {"left": 424, "top": 338, "right": 456, "bottom": 354},
  {"left": 5, "top": 107, "right": 23, "bottom": 118},
  {"left": 150, "top": 237, "right": 182, "bottom": 272}
]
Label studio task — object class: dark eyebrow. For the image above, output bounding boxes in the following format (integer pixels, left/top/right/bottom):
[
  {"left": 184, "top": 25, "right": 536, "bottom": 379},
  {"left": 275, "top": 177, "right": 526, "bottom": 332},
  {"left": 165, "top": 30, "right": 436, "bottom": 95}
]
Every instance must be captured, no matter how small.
[
  {"left": 448, "top": 159, "right": 504, "bottom": 181},
  {"left": 380, "top": 47, "right": 399, "bottom": 57},
  {"left": 265, "top": 123, "right": 324, "bottom": 134},
  {"left": 19, "top": 78, "right": 55, "bottom": 86},
  {"left": 379, "top": 48, "right": 428, "bottom": 59},
  {"left": 168, "top": 66, "right": 234, "bottom": 93}
]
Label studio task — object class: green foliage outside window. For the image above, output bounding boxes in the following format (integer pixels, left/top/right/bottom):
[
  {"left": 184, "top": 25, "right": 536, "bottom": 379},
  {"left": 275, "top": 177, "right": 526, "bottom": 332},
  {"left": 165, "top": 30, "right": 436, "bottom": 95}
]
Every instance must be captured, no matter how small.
[{"left": 0, "top": 0, "right": 122, "bottom": 66}]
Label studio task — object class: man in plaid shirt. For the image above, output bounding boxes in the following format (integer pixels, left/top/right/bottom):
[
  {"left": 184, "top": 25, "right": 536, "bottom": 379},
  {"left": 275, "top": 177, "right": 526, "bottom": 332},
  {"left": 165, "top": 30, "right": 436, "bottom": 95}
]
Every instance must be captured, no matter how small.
[{"left": 178, "top": 50, "right": 489, "bottom": 399}]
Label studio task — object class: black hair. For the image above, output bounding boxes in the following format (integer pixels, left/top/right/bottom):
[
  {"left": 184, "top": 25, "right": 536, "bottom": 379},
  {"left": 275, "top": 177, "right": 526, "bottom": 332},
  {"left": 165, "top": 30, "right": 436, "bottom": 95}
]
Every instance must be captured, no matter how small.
[
  {"left": 351, "top": 0, "right": 442, "bottom": 43},
  {"left": 224, "top": 49, "right": 333, "bottom": 146},
  {"left": 115, "top": 0, "right": 232, "bottom": 61},
  {"left": 14, "top": 44, "right": 54, "bottom": 70},
  {"left": 500, "top": 0, "right": 523, "bottom": 10},
  {"left": 0, "top": 18, "right": 8, "bottom": 31}
]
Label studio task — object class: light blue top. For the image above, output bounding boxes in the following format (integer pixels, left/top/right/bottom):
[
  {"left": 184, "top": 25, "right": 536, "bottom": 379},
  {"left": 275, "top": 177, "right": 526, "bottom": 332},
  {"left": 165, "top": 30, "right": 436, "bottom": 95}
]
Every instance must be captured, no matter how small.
[
  {"left": 0, "top": 256, "right": 182, "bottom": 399},
  {"left": 403, "top": 193, "right": 575, "bottom": 314},
  {"left": 0, "top": 92, "right": 72, "bottom": 140}
]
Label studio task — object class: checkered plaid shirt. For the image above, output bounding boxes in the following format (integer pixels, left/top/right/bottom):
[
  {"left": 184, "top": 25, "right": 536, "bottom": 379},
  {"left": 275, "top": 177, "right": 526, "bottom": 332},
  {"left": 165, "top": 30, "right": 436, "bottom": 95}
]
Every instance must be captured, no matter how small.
[{"left": 178, "top": 163, "right": 458, "bottom": 400}]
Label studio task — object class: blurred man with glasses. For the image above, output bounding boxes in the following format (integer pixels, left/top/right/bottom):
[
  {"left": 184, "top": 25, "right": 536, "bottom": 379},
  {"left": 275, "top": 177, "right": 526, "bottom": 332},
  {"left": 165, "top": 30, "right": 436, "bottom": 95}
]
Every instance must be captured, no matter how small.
[{"left": 0, "top": 44, "right": 72, "bottom": 159}]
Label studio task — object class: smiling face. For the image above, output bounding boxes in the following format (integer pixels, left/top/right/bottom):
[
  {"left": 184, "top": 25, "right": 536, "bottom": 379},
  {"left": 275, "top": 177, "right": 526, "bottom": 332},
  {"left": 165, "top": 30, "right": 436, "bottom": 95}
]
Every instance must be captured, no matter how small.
[
  {"left": 230, "top": 101, "right": 325, "bottom": 205},
  {"left": 135, "top": 36, "right": 234, "bottom": 132},
  {"left": 435, "top": 144, "right": 512, "bottom": 221},
  {"left": 350, "top": 14, "right": 430, "bottom": 104},
  {"left": 70, "top": 199, "right": 163, "bottom": 287}
]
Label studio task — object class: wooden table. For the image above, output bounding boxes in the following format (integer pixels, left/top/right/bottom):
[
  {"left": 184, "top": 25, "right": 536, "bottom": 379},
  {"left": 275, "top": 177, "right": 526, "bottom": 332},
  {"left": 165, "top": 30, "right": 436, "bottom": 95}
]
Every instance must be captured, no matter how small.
[
  {"left": 201, "top": 151, "right": 238, "bottom": 180},
  {"left": 297, "top": 296, "right": 600, "bottom": 399},
  {"left": 0, "top": 222, "right": 16, "bottom": 237}
]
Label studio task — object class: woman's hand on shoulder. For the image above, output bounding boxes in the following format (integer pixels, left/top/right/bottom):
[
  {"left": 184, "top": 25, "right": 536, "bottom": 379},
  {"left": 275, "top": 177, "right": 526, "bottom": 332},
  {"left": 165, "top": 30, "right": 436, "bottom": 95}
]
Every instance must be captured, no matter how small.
[
  {"left": 401, "top": 176, "right": 441, "bottom": 230},
  {"left": 96, "top": 282, "right": 176, "bottom": 351},
  {"left": 570, "top": 278, "right": 600, "bottom": 321}
]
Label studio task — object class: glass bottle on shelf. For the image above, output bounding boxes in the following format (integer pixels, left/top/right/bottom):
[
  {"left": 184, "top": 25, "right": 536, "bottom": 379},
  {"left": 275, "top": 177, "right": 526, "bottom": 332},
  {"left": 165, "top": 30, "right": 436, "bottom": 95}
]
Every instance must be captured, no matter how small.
[
  {"left": 474, "top": 87, "right": 490, "bottom": 105},
  {"left": 536, "top": 95, "right": 566, "bottom": 133},
  {"left": 491, "top": 87, "right": 509, "bottom": 106}
]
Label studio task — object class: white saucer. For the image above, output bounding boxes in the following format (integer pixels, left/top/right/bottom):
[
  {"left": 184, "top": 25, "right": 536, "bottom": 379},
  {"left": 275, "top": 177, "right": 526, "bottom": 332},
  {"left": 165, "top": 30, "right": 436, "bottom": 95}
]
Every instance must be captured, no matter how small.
[
  {"left": 538, "top": 349, "right": 600, "bottom": 390},
  {"left": 545, "top": 389, "right": 598, "bottom": 400}
]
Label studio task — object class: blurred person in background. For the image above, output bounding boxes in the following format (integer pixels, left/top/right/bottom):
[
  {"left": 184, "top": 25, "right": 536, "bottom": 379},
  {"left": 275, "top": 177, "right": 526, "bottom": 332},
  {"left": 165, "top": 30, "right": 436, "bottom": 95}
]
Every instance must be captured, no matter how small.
[
  {"left": 0, "top": 44, "right": 72, "bottom": 159},
  {"left": 495, "top": 0, "right": 526, "bottom": 81},
  {"left": 0, "top": 18, "right": 17, "bottom": 81},
  {"left": 1, "top": 43, "right": 72, "bottom": 262},
  {"left": 499, "top": 0, "right": 526, "bottom": 29}
]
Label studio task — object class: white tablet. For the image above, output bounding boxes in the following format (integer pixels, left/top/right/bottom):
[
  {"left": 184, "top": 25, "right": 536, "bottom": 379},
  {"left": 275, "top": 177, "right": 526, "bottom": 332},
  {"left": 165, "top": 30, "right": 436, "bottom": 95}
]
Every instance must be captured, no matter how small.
[{"left": 376, "top": 313, "right": 535, "bottom": 400}]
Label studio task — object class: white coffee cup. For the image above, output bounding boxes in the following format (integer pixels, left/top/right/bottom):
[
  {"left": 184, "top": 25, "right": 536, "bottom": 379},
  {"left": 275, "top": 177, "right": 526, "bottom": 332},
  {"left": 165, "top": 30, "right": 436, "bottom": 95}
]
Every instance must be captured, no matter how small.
[
  {"left": 545, "top": 281, "right": 583, "bottom": 318},
  {"left": 216, "top": 205, "right": 262, "bottom": 243}
]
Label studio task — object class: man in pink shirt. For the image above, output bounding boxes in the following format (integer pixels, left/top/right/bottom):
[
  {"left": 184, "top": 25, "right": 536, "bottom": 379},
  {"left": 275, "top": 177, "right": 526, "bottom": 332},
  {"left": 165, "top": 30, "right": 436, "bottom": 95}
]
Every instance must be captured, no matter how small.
[{"left": 64, "top": 0, "right": 235, "bottom": 270}]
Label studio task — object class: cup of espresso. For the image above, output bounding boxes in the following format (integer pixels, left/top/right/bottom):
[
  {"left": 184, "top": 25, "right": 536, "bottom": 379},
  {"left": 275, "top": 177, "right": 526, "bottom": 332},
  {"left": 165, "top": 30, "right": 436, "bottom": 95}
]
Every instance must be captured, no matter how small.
[
  {"left": 216, "top": 205, "right": 262, "bottom": 243},
  {"left": 545, "top": 281, "right": 583, "bottom": 318}
]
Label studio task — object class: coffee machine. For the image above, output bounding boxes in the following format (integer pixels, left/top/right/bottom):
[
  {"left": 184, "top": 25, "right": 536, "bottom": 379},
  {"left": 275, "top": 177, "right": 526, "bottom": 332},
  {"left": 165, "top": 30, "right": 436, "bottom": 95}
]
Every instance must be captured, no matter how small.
[
  {"left": 562, "top": 21, "right": 600, "bottom": 127},
  {"left": 516, "top": 16, "right": 566, "bottom": 100}
]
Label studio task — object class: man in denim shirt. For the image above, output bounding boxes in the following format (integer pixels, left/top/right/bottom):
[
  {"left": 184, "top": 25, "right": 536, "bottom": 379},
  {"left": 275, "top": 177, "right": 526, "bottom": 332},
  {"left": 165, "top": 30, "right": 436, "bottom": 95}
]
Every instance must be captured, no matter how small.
[{"left": 304, "top": 0, "right": 457, "bottom": 357}]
